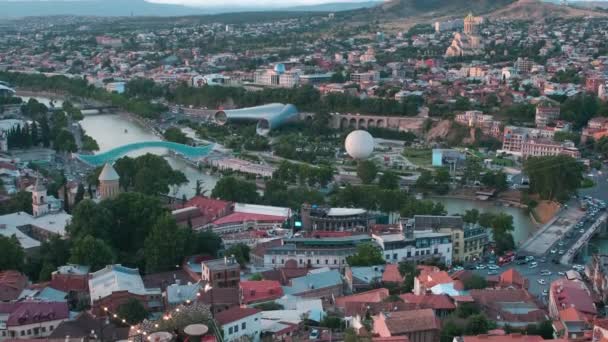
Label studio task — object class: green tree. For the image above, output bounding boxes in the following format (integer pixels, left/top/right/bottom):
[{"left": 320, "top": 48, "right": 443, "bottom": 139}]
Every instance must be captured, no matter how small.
[
  {"left": 117, "top": 298, "right": 149, "bottom": 325},
  {"left": 463, "top": 158, "right": 483, "bottom": 185},
  {"left": 463, "top": 274, "right": 488, "bottom": 290},
  {"left": 356, "top": 160, "right": 378, "bottom": 185},
  {"left": 249, "top": 273, "right": 263, "bottom": 281},
  {"left": 0, "top": 191, "right": 33, "bottom": 215},
  {"left": 114, "top": 154, "right": 187, "bottom": 195},
  {"left": 74, "top": 183, "right": 85, "bottom": 207},
  {"left": 415, "top": 170, "right": 433, "bottom": 192},
  {"left": 465, "top": 314, "right": 491, "bottom": 335},
  {"left": 378, "top": 170, "right": 399, "bottom": 189},
  {"left": 211, "top": 176, "right": 259, "bottom": 203},
  {"left": 69, "top": 235, "right": 114, "bottom": 272},
  {"left": 191, "top": 230, "right": 223, "bottom": 258},
  {"left": 164, "top": 127, "right": 191, "bottom": 144},
  {"left": 225, "top": 243, "right": 251, "bottom": 267},
  {"left": 347, "top": 243, "right": 385, "bottom": 267},
  {"left": 0, "top": 235, "right": 25, "bottom": 271},
  {"left": 144, "top": 214, "right": 190, "bottom": 273},
  {"left": 524, "top": 155, "right": 583, "bottom": 201},
  {"left": 462, "top": 209, "right": 480, "bottom": 224}
]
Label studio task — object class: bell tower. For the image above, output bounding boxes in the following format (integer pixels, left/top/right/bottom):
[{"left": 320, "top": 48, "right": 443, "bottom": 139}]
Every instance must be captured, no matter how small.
[{"left": 32, "top": 178, "right": 49, "bottom": 217}]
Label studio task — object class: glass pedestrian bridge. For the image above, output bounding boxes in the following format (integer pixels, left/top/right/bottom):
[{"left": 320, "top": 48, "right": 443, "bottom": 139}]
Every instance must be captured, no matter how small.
[{"left": 75, "top": 141, "right": 214, "bottom": 166}]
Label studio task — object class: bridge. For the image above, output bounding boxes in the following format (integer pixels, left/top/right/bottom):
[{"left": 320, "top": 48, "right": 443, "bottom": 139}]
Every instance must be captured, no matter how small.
[
  {"left": 561, "top": 213, "right": 608, "bottom": 265},
  {"left": 74, "top": 141, "right": 214, "bottom": 166}
]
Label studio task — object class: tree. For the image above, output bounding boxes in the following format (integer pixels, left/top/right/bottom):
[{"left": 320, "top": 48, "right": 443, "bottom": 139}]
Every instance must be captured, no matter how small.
[
  {"left": 415, "top": 170, "right": 433, "bottom": 192},
  {"left": 465, "top": 314, "right": 491, "bottom": 335},
  {"left": 225, "top": 243, "right": 251, "bottom": 267},
  {"left": 0, "top": 235, "right": 25, "bottom": 271},
  {"left": 357, "top": 160, "right": 378, "bottom": 185},
  {"left": 117, "top": 298, "right": 149, "bottom": 325},
  {"left": 164, "top": 127, "right": 191, "bottom": 144},
  {"left": 69, "top": 235, "right": 114, "bottom": 272},
  {"left": 463, "top": 158, "right": 483, "bottom": 185},
  {"left": 74, "top": 183, "right": 85, "bottom": 207},
  {"left": 463, "top": 274, "right": 488, "bottom": 290},
  {"left": 191, "top": 230, "right": 223, "bottom": 258},
  {"left": 249, "top": 273, "right": 263, "bottom": 281},
  {"left": 378, "top": 171, "right": 399, "bottom": 189},
  {"left": 211, "top": 176, "right": 259, "bottom": 203},
  {"left": 144, "top": 214, "right": 190, "bottom": 273},
  {"left": 53, "top": 129, "right": 77, "bottom": 153},
  {"left": 114, "top": 154, "right": 187, "bottom": 195},
  {"left": 462, "top": 209, "right": 480, "bottom": 224},
  {"left": 524, "top": 155, "right": 584, "bottom": 201},
  {"left": 0, "top": 191, "right": 33, "bottom": 215},
  {"left": 347, "top": 243, "right": 385, "bottom": 267}
]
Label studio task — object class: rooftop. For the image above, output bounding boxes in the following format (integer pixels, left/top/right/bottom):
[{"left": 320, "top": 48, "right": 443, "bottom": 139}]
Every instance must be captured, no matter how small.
[
  {"left": 283, "top": 270, "right": 342, "bottom": 296},
  {"left": 215, "top": 307, "right": 261, "bottom": 325},
  {"left": 89, "top": 264, "right": 159, "bottom": 301}
]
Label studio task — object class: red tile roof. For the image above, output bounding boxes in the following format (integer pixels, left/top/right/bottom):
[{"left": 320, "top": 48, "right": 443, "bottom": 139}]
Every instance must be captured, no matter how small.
[
  {"left": 470, "top": 289, "right": 547, "bottom": 325},
  {"left": 49, "top": 274, "right": 89, "bottom": 293},
  {"left": 212, "top": 212, "right": 286, "bottom": 225},
  {"left": 376, "top": 308, "right": 440, "bottom": 335},
  {"left": 215, "top": 307, "right": 261, "bottom": 325},
  {"left": 335, "top": 288, "right": 389, "bottom": 308},
  {"left": 550, "top": 279, "right": 597, "bottom": 316},
  {"left": 0, "top": 271, "right": 28, "bottom": 301},
  {"left": 399, "top": 294, "right": 456, "bottom": 310},
  {"left": 239, "top": 280, "right": 283, "bottom": 304},
  {"left": 382, "top": 264, "right": 403, "bottom": 284},
  {"left": 373, "top": 337, "right": 410, "bottom": 342},
  {"left": 462, "top": 333, "right": 545, "bottom": 342},
  {"left": 559, "top": 307, "right": 586, "bottom": 322},
  {"left": 0, "top": 301, "right": 69, "bottom": 326},
  {"left": 499, "top": 269, "right": 527, "bottom": 288}
]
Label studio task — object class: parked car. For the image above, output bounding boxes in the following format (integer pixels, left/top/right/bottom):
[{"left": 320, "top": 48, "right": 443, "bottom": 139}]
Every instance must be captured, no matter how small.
[
  {"left": 540, "top": 270, "right": 552, "bottom": 276},
  {"left": 550, "top": 249, "right": 557, "bottom": 254},
  {"left": 487, "top": 270, "right": 499, "bottom": 275},
  {"left": 476, "top": 264, "right": 486, "bottom": 270},
  {"left": 537, "top": 279, "right": 546, "bottom": 285},
  {"left": 488, "top": 265, "right": 500, "bottom": 270},
  {"left": 309, "top": 329, "right": 319, "bottom": 340}
]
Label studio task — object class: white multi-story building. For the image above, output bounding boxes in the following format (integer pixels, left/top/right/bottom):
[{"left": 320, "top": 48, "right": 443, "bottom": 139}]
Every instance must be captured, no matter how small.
[
  {"left": 216, "top": 307, "right": 262, "bottom": 342},
  {"left": 372, "top": 229, "right": 452, "bottom": 266}
]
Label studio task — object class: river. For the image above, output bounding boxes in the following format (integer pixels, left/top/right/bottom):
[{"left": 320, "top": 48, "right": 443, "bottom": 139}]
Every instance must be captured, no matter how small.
[
  {"left": 433, "top": 197, "right": 536, "bottom": 247},
  {"left": 79, "top": 113, "right": 218, "bottom": 198}
]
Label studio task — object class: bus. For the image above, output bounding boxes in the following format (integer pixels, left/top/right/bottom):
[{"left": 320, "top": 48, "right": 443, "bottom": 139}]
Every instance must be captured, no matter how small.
[{"left": 498, "top": 251, "right": 516, "bottom": 266}]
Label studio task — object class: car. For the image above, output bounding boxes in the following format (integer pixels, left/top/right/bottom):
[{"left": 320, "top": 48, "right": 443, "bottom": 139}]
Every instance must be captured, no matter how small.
[
  {"left": 476, "top": 264, "right": 486, "bottom": 270},
  {"left": 542, "top": 289, "right": 549, "bottom": 295},
  {"left": 540, "top": 270, "right": 552, "bottom": 276},
  {"left": 465, "top": 265, "right": 476, "bottom": 270},
  {"left": 525, "top": 256, "right": 535, "bottom": 262},
  {"left": 529, "top": 263, "right": 538, "bottom": 269},
  {"left": 487, "top": 270, "right": 499, "bottom": 275},
  {"left": 488, "top": 265, "right": 500, "bottom": 270},
  {"left": 550, "top": 249, "right": 557, "bottom": 254},
  {"left": 516, "top": 259, "right": 527, "bottom": 265},
  {"left": 558, "top": 271, "right": 566, "bottom": 276},
  {"left": 558, "top": 241, "right": 565, "bottom": 247},
  {"left": 452, "top": 266, "right": 464, "bottom": 272},
  {"left": 537, "top": 279, "right": 546, "bottom": 285},
  {"left": 580, "top": 229, "right": 585, "bottom": 233},
  {"left": 309, "top": 329, "right": 320, "bottom": 340},
  {"left": 558, "top": 250, "right": 565, "bottom": 255},
  {"left": 539, "top": 257, "right": 547, "bottom": 263}
]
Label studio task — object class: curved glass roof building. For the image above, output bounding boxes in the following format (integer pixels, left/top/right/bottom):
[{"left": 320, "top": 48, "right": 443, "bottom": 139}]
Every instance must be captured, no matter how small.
[{"left": 214, "top": 103, "right": 298, "bottom": 136}]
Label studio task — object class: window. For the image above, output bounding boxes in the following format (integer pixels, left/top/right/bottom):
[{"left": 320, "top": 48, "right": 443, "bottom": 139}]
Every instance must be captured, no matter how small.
[
  {"left": 325, "top": 259, "right": 328, "bottom": 265},
  {"left": 334, "top": 260, "right": 337, "bottom": 265},
  {"left": 27, "top": 330, "right": 31, "bottom": 336},
  {"left": 234, "top": 325, "right": 239, "bottom": 333},
  {"left": 20, "top": 331, "right": 24, "bottom": 336},
  {"left": 41, "top": 327, "right": 46, "bottom": 333},
  {"left": 407, "top": 251, "right": 411, "bottom": 257},
  {"left": 299, "top": 259, "right": 303, "bottom": 265},
  {"left": 434, "top": 248, "right": 438, "bottom": 254},
  {"left": 34, "top": 328, "right": 39, "bottom": 335},
  {"left": 229, "top": 327, "right": 233, "bottom": 334},
  {"left": 272, "top": 259, "right": 275, "bottom": 264},
  {"left": 280, "top": 259, "right": 284, "bottom": 264},
  {"left": 316, "top": 260, "right": 320, "bottom": 264},
  {"left": 393, "top": 253, "right": 397, "bottom": 260},
  {"left": 385, "top": 255, "right": 390, "bottom": 260},
  {"left": 242, "top": 322, "right": 246, "bottom": 330},
  {"left": 49, "top": 326, "right": 54, "bottom": 331}
]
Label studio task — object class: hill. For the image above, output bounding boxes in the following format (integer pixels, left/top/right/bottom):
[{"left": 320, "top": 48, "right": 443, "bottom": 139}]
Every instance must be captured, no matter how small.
[
  {"left": 488, "top": 0, "right": 608, "bottom": 19},
  {"left": 350, "top": 0, "right": 516, "bottom": 21}
]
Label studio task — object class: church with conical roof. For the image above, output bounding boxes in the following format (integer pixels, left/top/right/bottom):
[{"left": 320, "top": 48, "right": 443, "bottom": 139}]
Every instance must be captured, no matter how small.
[{"left": 97, "top": 163, "right": 120, "bottom": 200}]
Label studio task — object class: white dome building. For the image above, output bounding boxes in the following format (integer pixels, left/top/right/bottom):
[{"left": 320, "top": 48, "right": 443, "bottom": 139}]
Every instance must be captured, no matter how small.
[{"left": 345, "top": 130, "right": 374, "bottom": 160}]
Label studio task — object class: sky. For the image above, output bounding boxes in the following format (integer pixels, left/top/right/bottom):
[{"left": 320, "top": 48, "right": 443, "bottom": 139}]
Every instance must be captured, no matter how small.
[{"left": 146, "top": 0, "right": 382, "bottom": 7}]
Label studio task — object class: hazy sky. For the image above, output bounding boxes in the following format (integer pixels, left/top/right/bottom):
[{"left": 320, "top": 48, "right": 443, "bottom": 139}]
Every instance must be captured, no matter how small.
[{"left": 146, "top": 0, "right": 381, "bottom": 7}]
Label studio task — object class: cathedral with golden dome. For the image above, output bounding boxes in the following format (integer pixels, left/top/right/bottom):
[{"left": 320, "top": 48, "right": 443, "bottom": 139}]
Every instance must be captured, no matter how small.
[{"left": 445, "top": 13, "right": 485, "bottom": 58}]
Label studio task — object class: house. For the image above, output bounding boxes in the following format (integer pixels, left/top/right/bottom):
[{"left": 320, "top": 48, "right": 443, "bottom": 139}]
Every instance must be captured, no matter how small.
[
  {"left": 0, "top": 271, "right": 28, "bottom": 302},
  {"left": 215, "top": 307, "right": 262, "bottom": 342},
  {"left": 345, "top": 266, "right": 385, "bottom": 293},
  {"left": 456, "top": 333, "right": 547, "bottom": 342},
  {"left": 260, "top": 260, "right": 308, "bottom": 285},
  {"left": 548, "top": 279, "right": 597, "bottom": 321},
  {"left": 382, "top": 264, "right": 403, "bottom": 285},
  {"left": 487, "top": 269, "right": 528, "bottom": 289},
  {"left": 197, "top": 287, "right": 240, "bottom": 315},
  {"left": 552, "top": 307, "right": 590, "bottom": 340},
  {"left": 335, "top": 288, "right": 390, "bottom": 311},
  {"left": 201, "top": 257, "right": 240, "bottom": 288},
  {"left": 399, "top": 293, "right": 456, "bottom": 318},
  {"left": 48, "top": 312, "right": 129, "bottom": 341},
  {"left": 470, "top": 289, "right": 547, "bottom": 327},
  {"left": 372, "top": 308, "right": 440, "bottom": 342},
  {"left": 282, "top": 270, "right": 343, "bottom": 299},
  {"left": 239, "top": 281, "right": 283, "bottom": 305},
  {"left": 0, "top": 301, "right": 69, "bottom": 340},
  {"left": 49, "top": 265, "right": 89, "bottom": 295},
  {"left": 164, "top": 280, "right": 201, "bottom": 309},
  {"left": 172, "top": 196, "right": 233, "bottom": 229},
  {"left": 88, "top": 265, "right": 163, "bottom": 316},
  {"left": 414, "top": 266, "right": 463, "bottom": 296}
]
